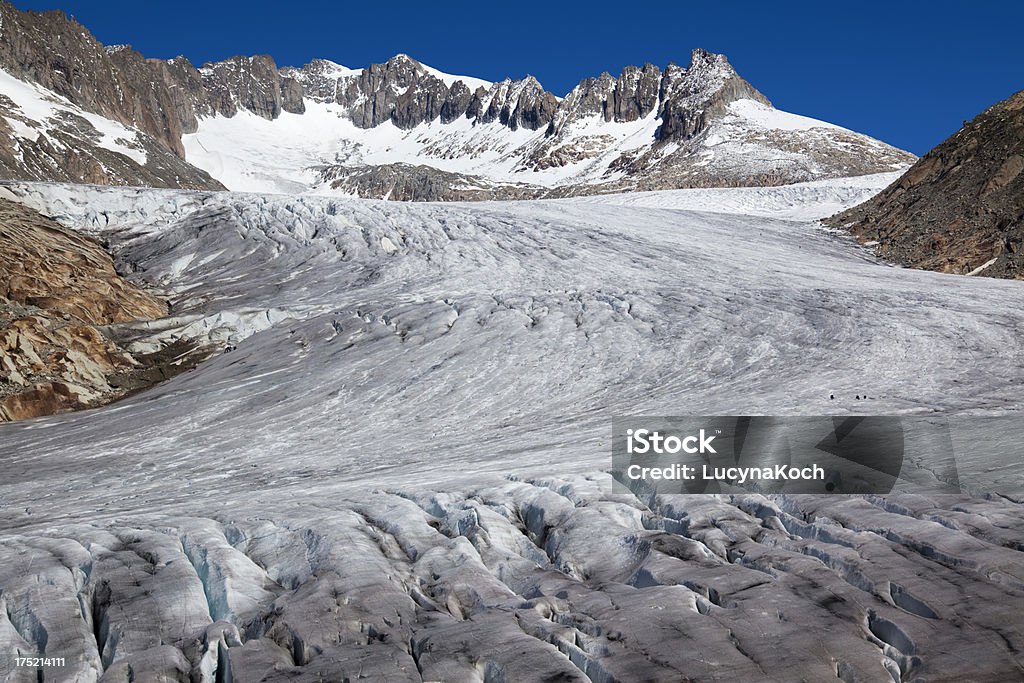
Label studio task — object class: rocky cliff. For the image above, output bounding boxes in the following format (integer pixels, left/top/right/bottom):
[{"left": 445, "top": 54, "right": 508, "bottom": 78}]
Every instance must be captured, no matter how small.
[
  {"left": 261, "top": 51, "right": 912, "bottom": 199},
  {"left": 827, "top": 90, "right": 1024, "bottom": 278},
  {"left": 0, "top": 4, "right": 303, "bottom": 152}
]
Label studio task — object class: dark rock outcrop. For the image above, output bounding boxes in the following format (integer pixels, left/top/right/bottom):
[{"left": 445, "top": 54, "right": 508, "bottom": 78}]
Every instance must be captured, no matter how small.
[
  {"left": 827, "top": 90, "right": 1024, "bottom": 278},
  {"left": 0, "top": 3, "right": 306, "bottom": 151},
  {"left": 336, "top": 54, "right": 436, "bottom": 128},
  {"left": 0, "top": 4, "right": 186, "bottom": 154},
  {"left": 440, "top": 80, "right": 474, "bottom": 124},
  {"left": 317, "top": 163, "right": 544, "bottom": 201},
  {"left": 559, "top": 72, "right": 618, "bottom": 122},
  {"left": 612, "top": 63, "right": 662, "bottom": 122},
  {"left": 0, "top": 3, "right": 225, "bottom": 188},
  {"left": 0, "top": 106, "right": 224, "bottom": 189}
]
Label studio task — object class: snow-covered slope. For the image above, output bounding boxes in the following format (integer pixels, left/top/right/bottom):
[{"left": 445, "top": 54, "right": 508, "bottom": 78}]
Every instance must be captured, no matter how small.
[
  {"left": 1, "top": 177, "right": 1023, "bottom": 681},
  {"left": 0, "top": 69, "right": 147, "bottom": 164},
  {"left": 181, "top": 92, "right": 912, "bottom": 198},
  {"left": 0, "top": 67, "right": 222, "bottom": 190}
]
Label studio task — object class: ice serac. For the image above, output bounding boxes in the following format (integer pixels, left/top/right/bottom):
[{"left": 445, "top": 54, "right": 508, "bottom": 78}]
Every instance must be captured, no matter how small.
[{"left": 828, "top": 89, "right": 1024, "bottom": 279}]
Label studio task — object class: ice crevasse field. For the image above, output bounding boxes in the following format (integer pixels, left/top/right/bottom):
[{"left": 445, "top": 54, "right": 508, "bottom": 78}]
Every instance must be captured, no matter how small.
[{"left": 1, "top": 173, "right": 1023, "bottom": 682}]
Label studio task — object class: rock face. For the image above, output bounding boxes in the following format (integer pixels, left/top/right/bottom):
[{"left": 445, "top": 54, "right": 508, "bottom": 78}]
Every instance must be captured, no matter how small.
[
  {"left": 827, "top": 90, "right": 1024, "bottom": 278},
  {"left": 0, "top": 5, "right": 187, "bottom": 155},
  {"left": 654, "top": 50, "right": 767, "bottom": 141},
  {"left": 0, "top": 196, "right": 199, "bottom": 421},
  {"left": 290, "top": 51, "right": 765, "bottom": 140},
  {"left": 0, "top": 198, "right": 165, "bottom": 323},
  {"left": 200, "top": 55, "right": 305, "bottom": 119},
  {"left": 0, "top": 4, "right": 222, "bottom": 189},
  {"left": 0, "top": 314, "right": 132, "bottom": 420},
  {"left": 0, "top": 4, "right": 300, "bottom": 152},
  {"left": 0, "top": 71, "right": 225, "bottom": 190}
]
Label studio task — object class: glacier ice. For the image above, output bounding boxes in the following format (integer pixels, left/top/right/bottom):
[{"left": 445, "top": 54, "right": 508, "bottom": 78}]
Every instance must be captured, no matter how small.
[{"left": 1, "top": 176, "right": 1023, "bottom": 681}]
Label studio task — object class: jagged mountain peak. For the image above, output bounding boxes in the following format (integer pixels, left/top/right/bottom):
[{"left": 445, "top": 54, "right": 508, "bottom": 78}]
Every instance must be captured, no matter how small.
[
  {"left": 301, "top": 57, "right": 355, "bottom": 73},
  {"left": 688, "top": 46, "right": 726, "bottom": 65}
]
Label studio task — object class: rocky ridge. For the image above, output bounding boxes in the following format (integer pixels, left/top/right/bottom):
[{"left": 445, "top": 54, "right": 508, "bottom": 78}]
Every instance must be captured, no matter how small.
[
  {"left": 827, "top": 89, "right": 1024, "bottom": 279},
  {"left": 284, "top": 50, "right": 762, "bottom": 142},
  {"left": 0, "top": 2, "right": 913, "bottom": 198},
  {"left": 217, "top": 50, "right": 913, "bottom": 199},
  {"left": 317, "top": 162, "right": 545, "bottom": 202},
  {"left": 0, "top": 3, "right": 304, "bottom": 156},
  {"left": 0, "top": 4, "right": 224, "bottom": 189}
]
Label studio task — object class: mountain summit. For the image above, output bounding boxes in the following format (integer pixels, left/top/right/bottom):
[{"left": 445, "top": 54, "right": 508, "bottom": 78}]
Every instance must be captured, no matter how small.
[{"left": 0, "top": 2, "right": 913, "bottom": 199}]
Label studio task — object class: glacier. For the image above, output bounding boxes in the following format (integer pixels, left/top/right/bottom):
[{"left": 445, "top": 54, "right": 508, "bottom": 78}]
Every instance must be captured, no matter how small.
[{"left": 1, "top": 175, "right": 1023, "bottom": 681}]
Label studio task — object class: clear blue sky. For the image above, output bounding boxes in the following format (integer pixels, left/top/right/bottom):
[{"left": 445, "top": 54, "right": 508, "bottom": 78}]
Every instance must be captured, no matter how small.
[{"left": 12, "top": 0, "right": 1024, "bottom": 155}]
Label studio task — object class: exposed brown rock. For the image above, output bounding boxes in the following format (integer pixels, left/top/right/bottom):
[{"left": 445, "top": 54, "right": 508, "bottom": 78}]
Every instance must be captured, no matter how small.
[
  {"left": 0, "top": 197, "right": 207, "bottom": 421},
  {"left": 0, "top": 198, "right": 167, "bottom": 324},
  {"left": 826, "top": 90, "right": 1024, "bottom": 279},
  {"left": 0, "top": 313, "right": 136, "bottom": 420},
  {"left": 0, "top": 3, "right": 182, "bottom": 154},
  {"left": 0, "top": 3, "right": 224, "bottom": 190}
]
